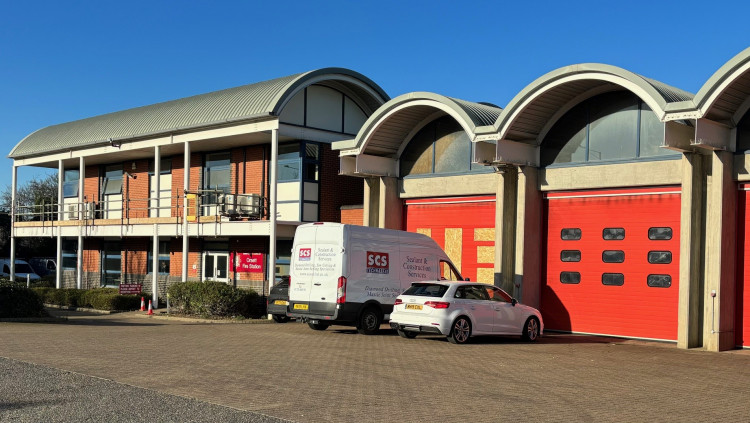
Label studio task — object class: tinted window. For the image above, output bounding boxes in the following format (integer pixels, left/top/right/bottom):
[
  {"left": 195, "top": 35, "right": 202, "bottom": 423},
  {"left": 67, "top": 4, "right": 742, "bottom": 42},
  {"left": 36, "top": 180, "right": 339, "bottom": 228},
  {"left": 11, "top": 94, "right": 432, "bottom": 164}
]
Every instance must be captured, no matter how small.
[
  {"left": 560, "top": 250, "right": 581, "bottom": 262},
  {"left": 648, "top": 227, "right": 672, "bottom": 240},
  {"left": 602, "top": 273, "right": 624, "bottom": 286},
  {"left": 648, "top": 251, "right": 672, "bottom": 264},
  {"left": 560, "top": 272, "right": 581, "bottom": 284},
  {"left": 602, "top": 250, "right": 625, "bottom": 263},
  {"left": 603, "top": 228, "right": 625, "bottom": 240},
  {"left": 487, "top": 287, "right": 512, "bottom": 302},
  {"left": 455, "top": 285, "right": 489, "bottom": 300},
  {"left": 403, "top": 283, "right": 449, "bottom": 297},
  {"left": 561, "top": 228, "right": 582, "bottom": 240},
  {"left": 588, "top": 93, "right": 638, "bottom": 162},
  {"left": 647, "top": 274, "right": 672, "bottom": 288}
]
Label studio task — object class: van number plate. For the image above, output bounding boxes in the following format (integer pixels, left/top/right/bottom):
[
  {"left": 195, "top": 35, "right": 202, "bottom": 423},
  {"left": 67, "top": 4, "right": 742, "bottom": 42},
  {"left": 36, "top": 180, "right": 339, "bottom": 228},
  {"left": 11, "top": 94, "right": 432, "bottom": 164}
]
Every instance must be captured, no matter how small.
[
  {"left": 405, "top": 304, "right": 423, "bottom": 310},
  {"left": 294, "top": 303, "right": 309, "bottom": 310}
]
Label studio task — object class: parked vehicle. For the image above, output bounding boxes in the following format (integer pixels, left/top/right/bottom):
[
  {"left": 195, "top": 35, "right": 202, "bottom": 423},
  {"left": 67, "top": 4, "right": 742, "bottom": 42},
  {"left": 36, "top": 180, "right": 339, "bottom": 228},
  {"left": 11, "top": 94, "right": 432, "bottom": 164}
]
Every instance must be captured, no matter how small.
[
  {"left": 267, "top": 276, "right": 291, "bottom": 323},
  {"left": 0, "top": 259, "right": 42, "bottom": 281},
  {"left": 28, "top": 258, "right": 57, "bottom": 277},
  {"left": 288, "top": 222, "right": 463, "bottom": 335},
  {"left": 390, "top": 281, "right": 543, "bottom": 344}
]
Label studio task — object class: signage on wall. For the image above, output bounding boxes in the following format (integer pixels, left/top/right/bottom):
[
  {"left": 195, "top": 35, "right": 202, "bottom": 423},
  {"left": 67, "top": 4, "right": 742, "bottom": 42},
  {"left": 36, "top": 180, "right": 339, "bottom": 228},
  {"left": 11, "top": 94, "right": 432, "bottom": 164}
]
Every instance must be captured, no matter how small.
[
  {"left": 119, "top": 284, "right": 142, "bottom": 295},
  {"left": 234, "top": 253, "right": 264, "bottom": 273}
]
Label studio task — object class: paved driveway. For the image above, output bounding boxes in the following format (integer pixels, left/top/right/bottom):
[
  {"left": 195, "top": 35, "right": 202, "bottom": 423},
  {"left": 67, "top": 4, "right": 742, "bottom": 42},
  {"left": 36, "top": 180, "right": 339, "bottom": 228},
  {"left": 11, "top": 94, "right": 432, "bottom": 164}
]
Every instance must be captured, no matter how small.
[{"left": 1, "top": 311, "right": 749, "bottom": 422}]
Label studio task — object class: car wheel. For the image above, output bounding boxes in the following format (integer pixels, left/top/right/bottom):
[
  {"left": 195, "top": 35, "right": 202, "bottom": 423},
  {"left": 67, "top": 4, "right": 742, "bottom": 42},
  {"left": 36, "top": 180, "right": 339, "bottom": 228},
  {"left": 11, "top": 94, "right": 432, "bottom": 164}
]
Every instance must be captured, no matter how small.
[
  {"left": 272, "top": 314, "right": 290, "bottom": 323},
  {"left": 356, "top": 307, "right": 382, "bottom": 335},
  {"left": 308, "top": 322, "right": 329, "bottom": 331},
  {"left": 397, "top": 329, "right": 418, "bottom": 339},
  {"left": 448, "top": 317, "right": 471, "bottom": 344},
  {"left": 521, "top": 316, "right": 540, "bottom": 342}
]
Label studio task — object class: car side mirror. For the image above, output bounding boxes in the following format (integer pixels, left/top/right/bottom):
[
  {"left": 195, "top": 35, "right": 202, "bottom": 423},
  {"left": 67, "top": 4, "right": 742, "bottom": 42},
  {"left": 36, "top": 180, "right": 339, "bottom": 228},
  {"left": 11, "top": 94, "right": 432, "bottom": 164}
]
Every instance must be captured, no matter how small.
[
  {"left": 511, "top": 298, "right": 517, "bottom": 306},
  {"left": 464, "top": 277, "right": 470, "bottom": 281}
]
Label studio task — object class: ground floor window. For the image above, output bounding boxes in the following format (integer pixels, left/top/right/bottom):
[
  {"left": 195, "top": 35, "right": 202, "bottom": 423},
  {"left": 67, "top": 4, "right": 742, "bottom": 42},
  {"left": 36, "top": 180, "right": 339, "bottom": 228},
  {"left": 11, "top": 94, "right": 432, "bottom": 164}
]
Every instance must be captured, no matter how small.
[
  {"left": 147, "top": 240, "right": 170, "bottom": 274},
  {"left": 276, "top": 240, "right": 293, "bottom": 281},
  {"left": 62, "top": 239, "right": 78, "bottom": 270},
  {"left": 101, "top": 241, "right": 122, "bottom": 286}
]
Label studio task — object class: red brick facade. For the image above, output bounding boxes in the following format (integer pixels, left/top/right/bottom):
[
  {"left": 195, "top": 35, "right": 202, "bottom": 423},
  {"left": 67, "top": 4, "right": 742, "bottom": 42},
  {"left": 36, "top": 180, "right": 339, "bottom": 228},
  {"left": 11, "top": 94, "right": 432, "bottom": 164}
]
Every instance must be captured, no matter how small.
[
  {"left": 319, "top": 144, "right": 364, "bottom": 222},
  {"left": 340, "top": 206, "right": 364, "bottom": 226}
]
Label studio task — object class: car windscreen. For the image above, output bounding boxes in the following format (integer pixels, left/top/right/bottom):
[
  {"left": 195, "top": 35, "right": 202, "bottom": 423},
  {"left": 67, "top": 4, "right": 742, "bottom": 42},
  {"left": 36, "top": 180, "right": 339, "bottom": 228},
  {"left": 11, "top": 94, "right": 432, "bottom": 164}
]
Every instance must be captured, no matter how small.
[
  {"left": 402, "top": 283, "right": 449, "bottom": 297},
  {"left": 15, "top": 263, "right": 34, "bottom": 273}
]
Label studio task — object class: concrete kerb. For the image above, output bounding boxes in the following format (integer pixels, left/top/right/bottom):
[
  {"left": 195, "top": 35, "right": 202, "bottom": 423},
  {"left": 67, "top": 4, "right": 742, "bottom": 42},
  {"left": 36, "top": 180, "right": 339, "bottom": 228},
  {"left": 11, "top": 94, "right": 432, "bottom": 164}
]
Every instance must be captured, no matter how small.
[{"left": 44, "top": 304, "right": 117, "bottom": 315}]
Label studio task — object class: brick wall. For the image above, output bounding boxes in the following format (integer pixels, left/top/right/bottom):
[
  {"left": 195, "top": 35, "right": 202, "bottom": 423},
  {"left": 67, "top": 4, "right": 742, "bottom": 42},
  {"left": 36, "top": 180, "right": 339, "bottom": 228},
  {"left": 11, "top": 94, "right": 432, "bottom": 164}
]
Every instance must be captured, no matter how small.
[
  {"left": 123, "top": 159, "right": 150, "bottom": 218},
  {"left": 340, "top": 206, "right": 364, "bottom": 226},
  {"left": 123, "top": 238, "right": 148, "bottom": 279},
  {"left": 84, "top": 165, "right": 99, "bottom": 203},
  {"left": 169, "top": 238, "right": 201, "bottom": 280},
  {"left": 319, "top": 144, "right": 364, "bottom": 222},
  {"left": 229, "top": 145, "right": 267, "bottom": 219}
]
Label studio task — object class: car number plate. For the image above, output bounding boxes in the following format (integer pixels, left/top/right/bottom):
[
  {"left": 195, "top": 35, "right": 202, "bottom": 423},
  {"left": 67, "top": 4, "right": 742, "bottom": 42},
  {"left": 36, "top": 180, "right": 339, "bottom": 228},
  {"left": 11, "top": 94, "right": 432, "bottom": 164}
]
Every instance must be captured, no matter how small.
[
  {"left": 294, "top": 303, "right": 309, "bottom": 310},
  {"left": 405, "top": 304, "right": 423, "bottom": 310},
  {"left": 274, "top": 300, "right": 289, "bottom": 305}
]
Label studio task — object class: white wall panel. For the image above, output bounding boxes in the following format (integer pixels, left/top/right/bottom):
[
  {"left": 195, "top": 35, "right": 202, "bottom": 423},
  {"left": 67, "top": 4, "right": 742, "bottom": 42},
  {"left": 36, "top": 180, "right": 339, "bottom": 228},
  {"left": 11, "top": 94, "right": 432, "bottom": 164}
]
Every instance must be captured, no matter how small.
[
  {"left": 277, "top": 181, "right": 301, "bottom": 201},
  {"left": 306, "top": 85, "right": 342, "bottom": 132},
  {"left": 280, "top": 90, "right": 305, "bottom": 126},
  {"left": 344, "top": 96, "right": 367, "bottom": 134}
]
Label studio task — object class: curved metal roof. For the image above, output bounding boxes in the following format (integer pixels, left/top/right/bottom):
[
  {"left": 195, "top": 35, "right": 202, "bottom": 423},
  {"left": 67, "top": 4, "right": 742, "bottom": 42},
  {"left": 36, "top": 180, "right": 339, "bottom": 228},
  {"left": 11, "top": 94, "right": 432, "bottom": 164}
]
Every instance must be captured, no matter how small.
[
  {"left": 334, "top": 92, "right": 502, "bottom": 157},
  {"left": 491, "top": 63, "right": 694, "bottom": 145},
  {"left": 690, "top": 47, "right": 750, "bottom": 124},
  {"left": 10, "top": 68, "right": 389, "bottom": 159}
]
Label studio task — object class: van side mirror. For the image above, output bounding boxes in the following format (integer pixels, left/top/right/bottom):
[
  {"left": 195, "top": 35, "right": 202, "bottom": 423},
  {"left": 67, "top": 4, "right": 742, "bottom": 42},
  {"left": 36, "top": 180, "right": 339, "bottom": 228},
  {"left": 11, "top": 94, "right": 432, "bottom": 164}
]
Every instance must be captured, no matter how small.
[{"left": 511, "top": 298, "right": 517, "bottom": 306}]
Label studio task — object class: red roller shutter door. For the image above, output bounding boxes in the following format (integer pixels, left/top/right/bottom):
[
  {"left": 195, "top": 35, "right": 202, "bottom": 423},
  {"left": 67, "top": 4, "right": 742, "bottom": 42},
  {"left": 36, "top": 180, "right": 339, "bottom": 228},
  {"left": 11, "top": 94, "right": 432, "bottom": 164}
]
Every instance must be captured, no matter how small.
[
  {"left": 404, "top": 196, "right": 495, "bottom": 284},
  {"left": 736, "top": 184, "right": 750, "bottom": 347},
  {"left": 542, "top": 187, "right": 681, "bottom": 341}
]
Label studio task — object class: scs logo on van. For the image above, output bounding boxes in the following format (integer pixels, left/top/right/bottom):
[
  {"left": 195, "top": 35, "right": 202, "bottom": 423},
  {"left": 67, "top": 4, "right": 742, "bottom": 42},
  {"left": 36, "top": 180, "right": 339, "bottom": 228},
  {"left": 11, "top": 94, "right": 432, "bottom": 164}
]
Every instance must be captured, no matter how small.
[
  {"left": 298, "top": 248, "right": 312, "bottom": 262},
  {"left": 366, "top": 252, "right": 389, "bottom": 274}
]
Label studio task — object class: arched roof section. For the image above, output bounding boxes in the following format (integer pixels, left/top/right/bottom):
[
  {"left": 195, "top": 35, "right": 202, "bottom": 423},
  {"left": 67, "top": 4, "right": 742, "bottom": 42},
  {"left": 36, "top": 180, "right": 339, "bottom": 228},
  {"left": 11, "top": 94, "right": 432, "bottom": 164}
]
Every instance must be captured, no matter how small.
[
  {"left": 691, "top": 47, "right": 750, "bottom": 124},
  {"left": 9, "top": 67, "right": 389, "bottom": 159},
  {"left": 490, "top": 63, "right": 694, "bottom": 145},
  {"left": 334, "top": 92, "right": 502, "bottom": 157}
]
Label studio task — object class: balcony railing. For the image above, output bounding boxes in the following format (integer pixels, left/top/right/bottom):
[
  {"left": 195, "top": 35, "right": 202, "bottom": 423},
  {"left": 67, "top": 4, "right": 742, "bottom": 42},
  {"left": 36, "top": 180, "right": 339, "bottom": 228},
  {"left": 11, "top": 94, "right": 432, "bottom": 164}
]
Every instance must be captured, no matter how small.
[{"left": 11, "top": 191, "right": 268, "bottom": 225}]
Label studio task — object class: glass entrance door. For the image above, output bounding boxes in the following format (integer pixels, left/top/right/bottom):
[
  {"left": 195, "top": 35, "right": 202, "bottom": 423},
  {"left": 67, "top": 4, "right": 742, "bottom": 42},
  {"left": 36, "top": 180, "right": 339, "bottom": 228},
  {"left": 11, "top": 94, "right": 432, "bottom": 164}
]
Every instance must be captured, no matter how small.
[{"left": 203, "top": 252, "right": 229, "bottom": 282}]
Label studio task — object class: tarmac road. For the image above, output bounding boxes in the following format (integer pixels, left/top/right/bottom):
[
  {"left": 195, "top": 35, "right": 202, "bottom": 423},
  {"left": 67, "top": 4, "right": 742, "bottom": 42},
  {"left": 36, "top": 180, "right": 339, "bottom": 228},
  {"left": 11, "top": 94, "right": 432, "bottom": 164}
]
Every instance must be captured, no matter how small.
[{"left": 0, "top": 357, "right": 290, "bottom": 423}]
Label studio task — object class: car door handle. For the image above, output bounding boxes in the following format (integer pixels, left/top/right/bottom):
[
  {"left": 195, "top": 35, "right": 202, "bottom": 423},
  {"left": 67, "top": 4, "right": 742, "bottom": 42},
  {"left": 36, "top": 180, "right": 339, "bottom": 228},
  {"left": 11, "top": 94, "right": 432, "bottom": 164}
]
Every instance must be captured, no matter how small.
[
  {"left": 313, "top": 283, "right": 322, "bottom": 286},
  {"left": 470, "top": 306, "right": 475, "bottom": 310}
]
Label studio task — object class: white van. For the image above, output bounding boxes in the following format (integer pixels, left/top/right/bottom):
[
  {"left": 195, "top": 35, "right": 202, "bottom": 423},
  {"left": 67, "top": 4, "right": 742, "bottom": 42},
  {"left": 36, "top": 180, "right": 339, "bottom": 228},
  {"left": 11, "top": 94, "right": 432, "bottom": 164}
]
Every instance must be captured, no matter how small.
[{"left": 288, "top": 222, "right": 464, "bottom": 334}]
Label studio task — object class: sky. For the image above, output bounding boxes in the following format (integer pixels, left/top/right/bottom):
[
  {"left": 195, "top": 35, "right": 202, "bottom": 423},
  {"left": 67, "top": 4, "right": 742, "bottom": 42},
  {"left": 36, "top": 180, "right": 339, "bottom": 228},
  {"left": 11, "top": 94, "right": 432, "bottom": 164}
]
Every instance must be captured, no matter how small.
[{"left": 2, "top": 0, "right": 749, "bottom": 185}]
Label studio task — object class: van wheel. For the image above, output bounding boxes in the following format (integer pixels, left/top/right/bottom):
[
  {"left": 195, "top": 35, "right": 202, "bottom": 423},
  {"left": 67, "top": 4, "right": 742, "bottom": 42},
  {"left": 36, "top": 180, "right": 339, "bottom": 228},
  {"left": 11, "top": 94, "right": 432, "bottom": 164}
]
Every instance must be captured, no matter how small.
[
  {"left": 356, "top": 307, "right": 381, "bottom": 335},
  {"left": 272, "top": 314, "right": 290, "bottom": 323},
  {"left": 308, "top": 322, "right": 329, "bottom": 331}
]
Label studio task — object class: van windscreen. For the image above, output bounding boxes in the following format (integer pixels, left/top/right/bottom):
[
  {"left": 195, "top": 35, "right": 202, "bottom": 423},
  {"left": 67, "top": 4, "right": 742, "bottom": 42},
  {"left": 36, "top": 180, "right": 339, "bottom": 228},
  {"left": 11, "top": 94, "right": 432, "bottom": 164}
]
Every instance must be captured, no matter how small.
[{"left": 402, "top": 283, "right": 448, "bottom": 297}]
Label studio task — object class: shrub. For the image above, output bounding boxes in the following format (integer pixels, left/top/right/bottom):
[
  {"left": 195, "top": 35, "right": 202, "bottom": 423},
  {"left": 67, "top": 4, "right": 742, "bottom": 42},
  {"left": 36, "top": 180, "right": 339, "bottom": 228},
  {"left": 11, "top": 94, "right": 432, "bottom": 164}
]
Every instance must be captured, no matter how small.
[
  {"left": 32, "top": 275, "right": 56, "bottom": 288},
  {"left": 32, "top": 287, "right": 142, "bottom": 311},
  {"left": 167, "top": 281, "right": 262, "bottom": 318},
  {"left": 0, "top": 285, "right": 46, "bottom": 318}
]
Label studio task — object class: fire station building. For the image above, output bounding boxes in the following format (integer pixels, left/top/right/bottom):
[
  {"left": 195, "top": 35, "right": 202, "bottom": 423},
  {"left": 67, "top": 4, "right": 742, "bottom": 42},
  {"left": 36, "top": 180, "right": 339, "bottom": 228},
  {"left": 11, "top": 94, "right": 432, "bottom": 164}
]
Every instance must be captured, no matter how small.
[
  {"left": 10, "top": 48, "right": 750, "bottom": 351},
  {"left": 335, "top": 48, "right": 750, "bottom": 351}
]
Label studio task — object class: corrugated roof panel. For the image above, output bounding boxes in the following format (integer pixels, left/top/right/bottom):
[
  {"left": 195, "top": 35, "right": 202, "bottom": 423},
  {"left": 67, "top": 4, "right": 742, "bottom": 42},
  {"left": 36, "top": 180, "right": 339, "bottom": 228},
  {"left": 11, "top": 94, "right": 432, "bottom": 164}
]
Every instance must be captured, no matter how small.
[{"left": 10, "top": 69, "right": 389, "bottom": 159}]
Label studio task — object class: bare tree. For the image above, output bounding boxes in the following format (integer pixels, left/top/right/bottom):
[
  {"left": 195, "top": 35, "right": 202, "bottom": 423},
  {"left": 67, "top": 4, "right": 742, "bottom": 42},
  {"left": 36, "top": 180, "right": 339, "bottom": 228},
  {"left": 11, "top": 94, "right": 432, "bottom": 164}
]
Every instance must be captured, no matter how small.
[{"left": 0, "top": 173, "right": 58, "bottom": 258}]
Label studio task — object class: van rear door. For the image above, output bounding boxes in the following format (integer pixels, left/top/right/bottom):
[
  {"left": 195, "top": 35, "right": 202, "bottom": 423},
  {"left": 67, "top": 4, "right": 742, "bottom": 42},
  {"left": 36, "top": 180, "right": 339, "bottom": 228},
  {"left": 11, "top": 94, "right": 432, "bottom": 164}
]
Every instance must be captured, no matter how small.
[{"left": 290, "top": 224, "right": 343, "bottom": 317}]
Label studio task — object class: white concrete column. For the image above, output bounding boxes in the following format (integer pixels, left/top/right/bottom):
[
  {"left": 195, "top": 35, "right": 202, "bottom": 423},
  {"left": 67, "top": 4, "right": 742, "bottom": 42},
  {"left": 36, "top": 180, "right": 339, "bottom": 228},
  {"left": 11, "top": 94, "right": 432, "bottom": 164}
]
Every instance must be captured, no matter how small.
[
  {"left": 55, "top": 234, "right": 62, "bottom": 290},
  {"left": 57, "top": 160, "right": 64, "bottom": 221},
  {"left": 267, "top": 129, "right": 278, "bottom": 294},
  {"left": 182, "top": 141, "right": 190, "bottom": 281},
  {"left": 78, "top": 157, "right": 84, "bottom": 220},
  {"left": 363, "top": 177, "right": 379, "bottom": 227},
  {"left": 153, "top": 146, "right": 161, "bottom": 306},
  {"left": 703, "top": 150, "right": 736, "bottom": 351},
  {"left": 152, "top": 225, "right": 159, "bottom": 309},
  {"left": 677, "top": 152, "right": 704, "bottom": 349},
  {"left": 77, "top": 156, "right": 84, "bottom": 289},
  {"left": 494, "top": 166, "right": 518, "bottom": 294},
  {"left": 513, "top": 167, "right": 542, "bottom": 308},
  {"left": 378, "top": 177, "right": 402, "bottom": 230},
  {"left": 10, "top": 165, "right": 17, "bottom": 282}
]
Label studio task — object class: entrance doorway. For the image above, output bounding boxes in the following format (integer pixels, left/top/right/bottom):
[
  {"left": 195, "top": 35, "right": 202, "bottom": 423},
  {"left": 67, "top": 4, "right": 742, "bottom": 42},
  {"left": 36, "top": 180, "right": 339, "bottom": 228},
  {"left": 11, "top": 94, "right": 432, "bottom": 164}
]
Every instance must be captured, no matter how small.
[{"left": 203, "top": 251, "right": 229, "bottom": 282}]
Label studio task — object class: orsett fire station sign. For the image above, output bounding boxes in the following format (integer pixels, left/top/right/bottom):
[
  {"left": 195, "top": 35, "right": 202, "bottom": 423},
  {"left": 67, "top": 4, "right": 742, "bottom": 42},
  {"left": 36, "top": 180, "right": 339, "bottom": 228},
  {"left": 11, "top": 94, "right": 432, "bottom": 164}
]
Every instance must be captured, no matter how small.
[{"left": 234, "top": 253, "right": 264, "bottom": 273}]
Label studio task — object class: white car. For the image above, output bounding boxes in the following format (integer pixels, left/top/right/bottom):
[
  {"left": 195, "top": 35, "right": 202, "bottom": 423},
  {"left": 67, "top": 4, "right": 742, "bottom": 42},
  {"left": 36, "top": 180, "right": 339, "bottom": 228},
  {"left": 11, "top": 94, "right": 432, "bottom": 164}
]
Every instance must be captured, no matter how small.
[{"left": 389, "top": 282, "right": 543, "bottom": 344}]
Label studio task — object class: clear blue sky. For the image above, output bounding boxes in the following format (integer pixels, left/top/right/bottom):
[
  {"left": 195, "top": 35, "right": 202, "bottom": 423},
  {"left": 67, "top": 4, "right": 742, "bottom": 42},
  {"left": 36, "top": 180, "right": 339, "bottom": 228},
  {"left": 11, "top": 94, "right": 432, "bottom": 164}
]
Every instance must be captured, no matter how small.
[{"left": 2, "top": 0, "right": 748, "bottom": 185}]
